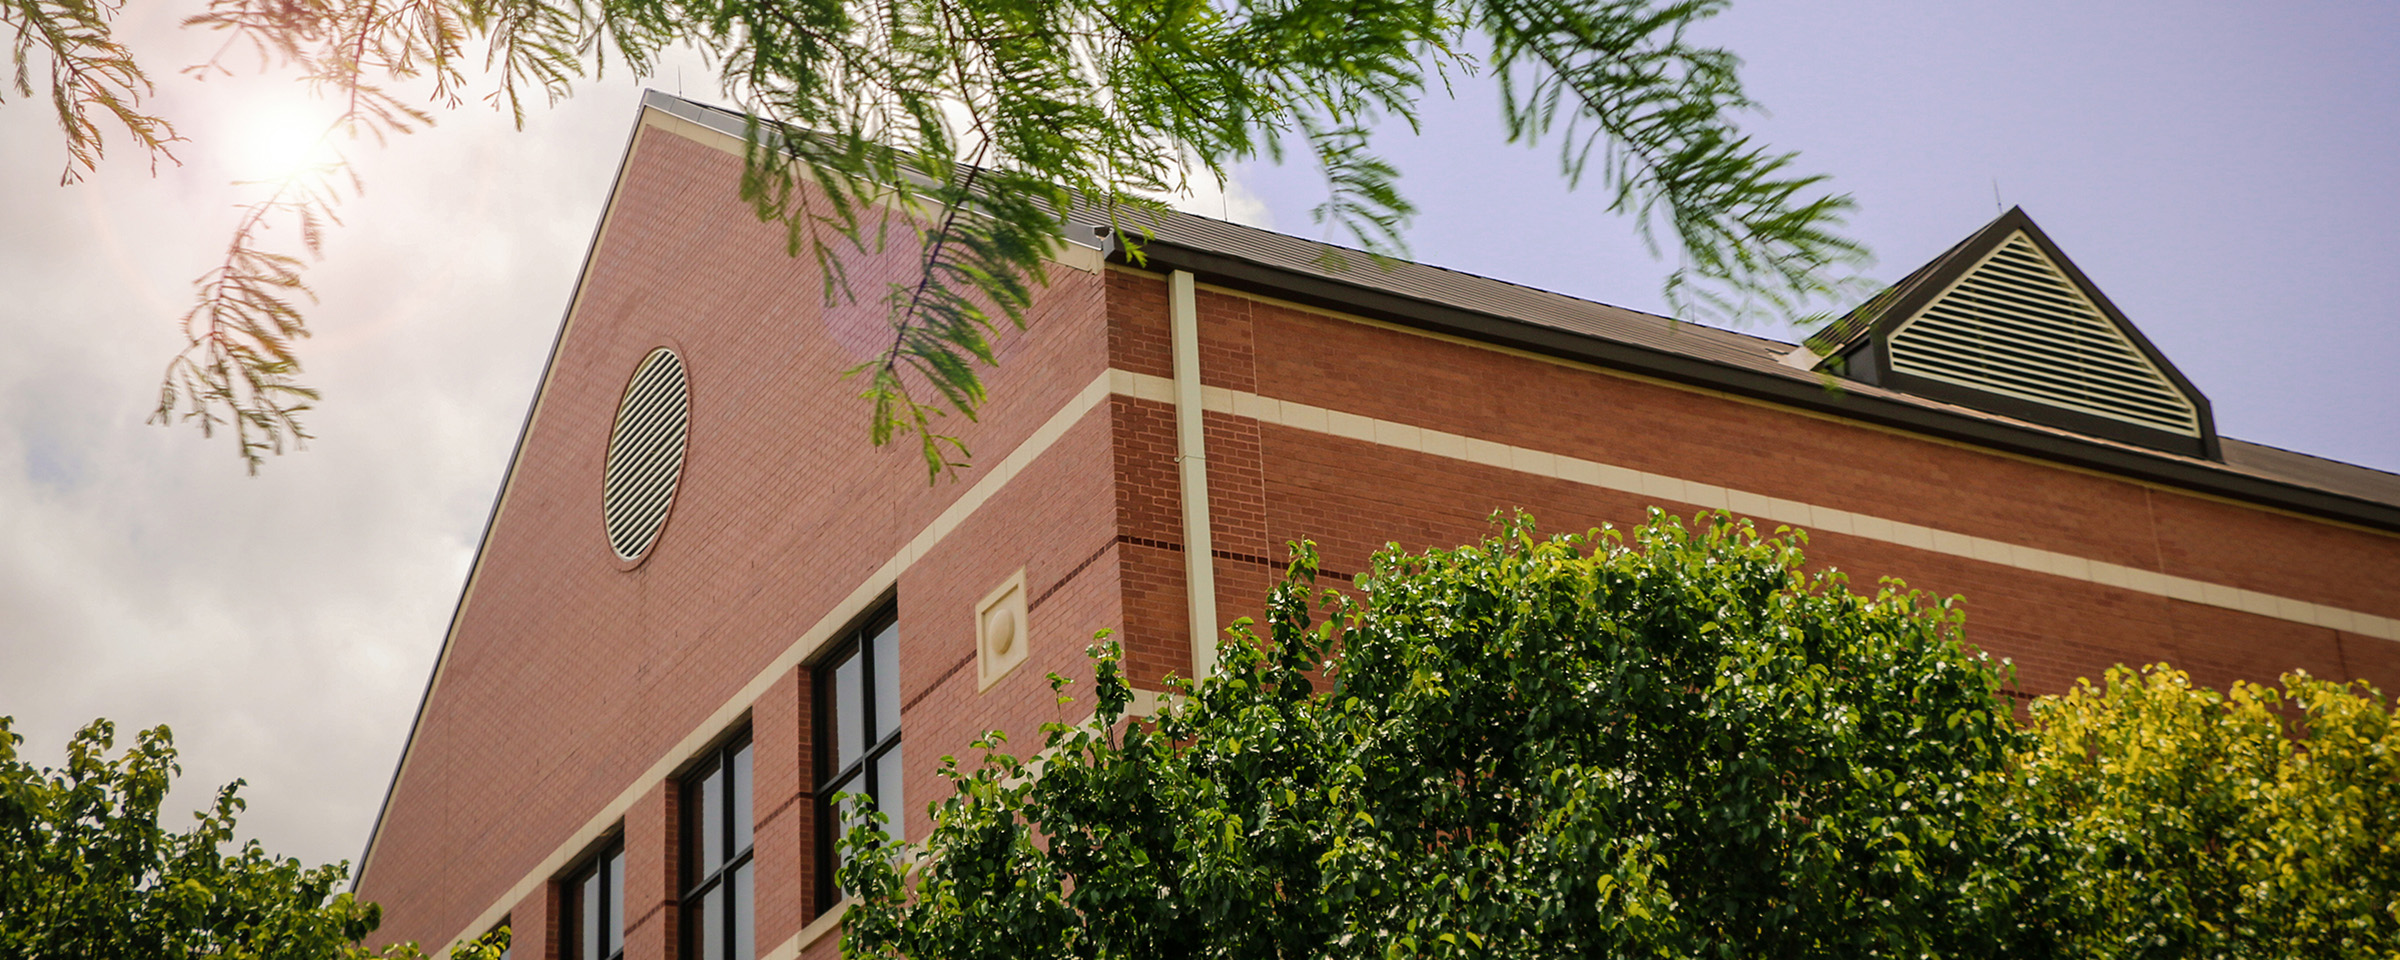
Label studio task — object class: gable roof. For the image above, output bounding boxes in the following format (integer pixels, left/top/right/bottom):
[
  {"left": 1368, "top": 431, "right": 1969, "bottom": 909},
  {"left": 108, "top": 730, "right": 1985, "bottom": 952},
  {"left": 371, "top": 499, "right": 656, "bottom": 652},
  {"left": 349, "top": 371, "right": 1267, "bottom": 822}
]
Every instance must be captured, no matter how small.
[
  {"left": 552, "top": 91, "right": 2400, "bottom": 532},
  {"left": 1794, "top": 208, "right": 2216, "bottom": 458}
]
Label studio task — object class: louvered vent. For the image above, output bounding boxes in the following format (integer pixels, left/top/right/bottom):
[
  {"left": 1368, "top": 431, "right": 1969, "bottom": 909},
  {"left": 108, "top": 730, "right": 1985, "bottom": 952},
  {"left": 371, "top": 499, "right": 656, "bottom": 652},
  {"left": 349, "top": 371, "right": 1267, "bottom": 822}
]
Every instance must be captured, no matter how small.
[
  {"left": 603, "top": 348, "right": 690, "bottom": 561},
  {"left": 1888, "top": 232, "right": 2201, "bottom": 437}
]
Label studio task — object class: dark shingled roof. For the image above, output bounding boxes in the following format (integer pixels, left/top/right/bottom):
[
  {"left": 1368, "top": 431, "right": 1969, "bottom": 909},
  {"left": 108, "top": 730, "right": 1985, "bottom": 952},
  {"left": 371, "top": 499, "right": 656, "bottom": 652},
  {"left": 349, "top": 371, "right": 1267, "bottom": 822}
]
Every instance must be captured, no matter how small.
[
  {"left": 1101, "top": 203, "right": 2400, "bottom": 530},
  {"left": 2220, "top": 440, "right": 2400, "bottom": 512},
  {"left": 641, "top": 89, "right": 2400, "bottom": 531}
]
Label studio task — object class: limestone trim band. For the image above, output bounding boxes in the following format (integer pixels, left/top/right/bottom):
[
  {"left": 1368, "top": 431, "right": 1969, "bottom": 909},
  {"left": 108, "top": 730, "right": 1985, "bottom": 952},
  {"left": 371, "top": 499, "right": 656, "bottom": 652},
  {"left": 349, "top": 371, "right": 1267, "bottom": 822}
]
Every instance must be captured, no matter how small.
[
  {"left": 1105, "top": 369, "right": 2400, "bottom": 644},
  {"left": 433, "top": 360, "right": 2391, "bottom": 958},
  {"left": 426, "top": 368, "right": 1115, "bottom": 960}
]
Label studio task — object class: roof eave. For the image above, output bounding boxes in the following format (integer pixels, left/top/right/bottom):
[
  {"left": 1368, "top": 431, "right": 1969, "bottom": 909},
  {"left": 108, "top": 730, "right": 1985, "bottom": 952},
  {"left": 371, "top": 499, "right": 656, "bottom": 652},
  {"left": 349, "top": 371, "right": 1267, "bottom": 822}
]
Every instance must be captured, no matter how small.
[{"left": 1113, "top": 237, "right": 2400, "bottom": 534}]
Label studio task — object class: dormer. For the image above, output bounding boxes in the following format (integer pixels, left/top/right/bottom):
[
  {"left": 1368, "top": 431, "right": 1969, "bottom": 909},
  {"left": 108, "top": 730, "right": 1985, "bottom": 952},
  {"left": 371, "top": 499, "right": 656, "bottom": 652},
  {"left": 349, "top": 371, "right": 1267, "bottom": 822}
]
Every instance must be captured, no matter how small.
[{"left": 1798, "top": 208, "right": 2219, "bottom": 460}]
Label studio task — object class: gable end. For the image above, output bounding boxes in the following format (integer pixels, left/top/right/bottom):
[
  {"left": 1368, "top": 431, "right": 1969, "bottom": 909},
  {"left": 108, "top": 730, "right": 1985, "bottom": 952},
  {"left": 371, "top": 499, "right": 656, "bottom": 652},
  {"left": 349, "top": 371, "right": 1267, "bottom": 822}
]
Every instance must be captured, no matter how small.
[{"left": 1828, "top": 208, "right": 2219, "bottom": 459}]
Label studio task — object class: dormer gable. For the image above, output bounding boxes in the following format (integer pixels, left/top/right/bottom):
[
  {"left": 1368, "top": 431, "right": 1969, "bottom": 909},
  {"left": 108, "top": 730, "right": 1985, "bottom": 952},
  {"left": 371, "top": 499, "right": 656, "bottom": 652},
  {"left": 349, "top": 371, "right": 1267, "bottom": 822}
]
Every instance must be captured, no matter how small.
[{"left": 1803, "top": 208, "right": 2218, "bottom": 459}]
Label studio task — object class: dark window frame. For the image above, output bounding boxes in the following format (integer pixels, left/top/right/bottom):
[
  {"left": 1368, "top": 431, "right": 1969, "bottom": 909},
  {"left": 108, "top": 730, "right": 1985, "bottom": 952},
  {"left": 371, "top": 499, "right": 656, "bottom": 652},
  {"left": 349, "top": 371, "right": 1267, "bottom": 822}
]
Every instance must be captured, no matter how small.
[
  {"left": 682, "top": 733, "right": 756, "bottom": 960},
  {"left": 813, "top": 604, "right": 903, "bottom": 910},
  {"left": 561, "top": 838, "right": 626, "bottom": 960}
]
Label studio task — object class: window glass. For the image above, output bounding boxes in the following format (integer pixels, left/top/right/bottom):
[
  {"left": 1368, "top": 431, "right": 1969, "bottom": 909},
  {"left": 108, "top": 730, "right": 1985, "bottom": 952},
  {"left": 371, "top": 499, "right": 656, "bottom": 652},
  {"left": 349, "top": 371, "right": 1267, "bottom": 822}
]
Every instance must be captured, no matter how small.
[
  {"left": 871, "top": 622, "right": 901, "bottom": 741},
  {"left": 834, "top": 653, "right": 864, "bottom": 770},
  {"left": 566, "top": 840, "right": 624, "bottom": 960},
  {"left": 579, "top": 871, "right": 600, "bottom": 960},
  {"left": 684, "top": 734, "right": 756, "bottom": 960},
  {"left": 875, "top": 743, "right": 905, "bottom": 843},
  {"left": 731, "top": 861, "right": 755, "bottom": 960},
  {"left": 699, "top": 885, "right": 722, "bottom": 960},
  {"left": 817, "top": 606, "right": 904, "bottom": 909},
  {"left": 697, "top": 760, "right": 723, "bottom": 877},
  {"left": 604, "top": 847, "right": 624, "bottom": 959}
]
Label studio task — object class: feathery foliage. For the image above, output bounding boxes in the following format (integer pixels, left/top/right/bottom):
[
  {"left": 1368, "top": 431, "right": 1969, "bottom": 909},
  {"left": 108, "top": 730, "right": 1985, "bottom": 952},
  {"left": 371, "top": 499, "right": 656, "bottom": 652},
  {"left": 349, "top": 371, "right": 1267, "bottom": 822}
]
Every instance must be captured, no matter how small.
[
  {"left": 9, "top": 0, "right": 1867, "bottom": 476},
  {"left": 2, "top": 0, "right": 179, "bottom": 183}
]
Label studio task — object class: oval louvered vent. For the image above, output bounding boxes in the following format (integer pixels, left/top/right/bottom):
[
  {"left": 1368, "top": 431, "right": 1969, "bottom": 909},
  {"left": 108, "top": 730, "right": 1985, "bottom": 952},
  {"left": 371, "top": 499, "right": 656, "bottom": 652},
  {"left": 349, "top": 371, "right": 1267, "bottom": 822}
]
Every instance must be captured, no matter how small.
[
  {"left": 1888, "top": 232, "right": 2201, "bottom": 437},
  {"left": 602, "top": 348, "right": 690, "bottom": 561}
]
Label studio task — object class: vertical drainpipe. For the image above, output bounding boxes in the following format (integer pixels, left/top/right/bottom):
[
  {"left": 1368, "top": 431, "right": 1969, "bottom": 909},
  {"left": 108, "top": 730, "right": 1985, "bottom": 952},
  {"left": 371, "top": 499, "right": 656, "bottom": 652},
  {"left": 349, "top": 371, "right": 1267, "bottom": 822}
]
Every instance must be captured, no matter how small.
[{"left": 1169, "top": 270, "right": 1220, "bottom": 680}]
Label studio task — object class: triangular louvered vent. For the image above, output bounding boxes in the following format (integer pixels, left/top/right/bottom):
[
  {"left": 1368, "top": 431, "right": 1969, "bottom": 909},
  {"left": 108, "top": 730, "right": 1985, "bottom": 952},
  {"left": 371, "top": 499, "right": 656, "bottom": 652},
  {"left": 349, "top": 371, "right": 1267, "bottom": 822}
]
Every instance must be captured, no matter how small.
[
  {"left": 603, "top": 348, "right": 691, "bottom": 561},
  {"left": 1888, "top": 231, "right": 2201, "bottom": 438}
]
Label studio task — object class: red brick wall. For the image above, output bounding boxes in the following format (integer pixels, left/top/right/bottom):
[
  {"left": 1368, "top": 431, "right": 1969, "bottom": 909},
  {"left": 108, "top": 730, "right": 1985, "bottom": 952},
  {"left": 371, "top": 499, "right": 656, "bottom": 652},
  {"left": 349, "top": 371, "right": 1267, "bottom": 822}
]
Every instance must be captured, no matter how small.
[
  {"left": 624, "top": 784, "right": 678, "bottom": 960},
  {"left": 1099, "top": 270, "right": 2400, "bottom": 704},
  {"left": 356, "top": 118, "right": 1116, "bottom": 953},
  {"left": 365, "top": 118, "right": 2398, "bottom": 960},
  {"left": 894, "top": 406, "right": 1126, "bottom": 840},
  {"left": 1105, "top": 269, "right": 1173, "bottom": 380},
  {"left": 504, "top": 878, "right": 559, "bottom": 960},
  {"left": 750, "top": 669, "right": 810, "bottom": 946}
]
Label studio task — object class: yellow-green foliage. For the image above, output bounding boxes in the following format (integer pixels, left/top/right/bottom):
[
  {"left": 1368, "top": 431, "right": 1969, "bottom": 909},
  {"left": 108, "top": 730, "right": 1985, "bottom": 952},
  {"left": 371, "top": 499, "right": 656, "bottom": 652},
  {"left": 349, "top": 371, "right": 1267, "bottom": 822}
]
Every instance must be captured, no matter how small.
[{"left": 2016, "top": 665, "right": 2400, "bottom": 959}]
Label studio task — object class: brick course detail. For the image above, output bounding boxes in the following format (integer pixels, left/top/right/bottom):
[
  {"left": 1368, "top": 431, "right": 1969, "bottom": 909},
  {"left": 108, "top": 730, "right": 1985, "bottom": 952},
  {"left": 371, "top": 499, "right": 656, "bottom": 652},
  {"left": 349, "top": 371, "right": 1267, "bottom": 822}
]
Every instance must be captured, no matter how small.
[{"left": 356, "top": 109, "right": 2400, "bottom": 960}]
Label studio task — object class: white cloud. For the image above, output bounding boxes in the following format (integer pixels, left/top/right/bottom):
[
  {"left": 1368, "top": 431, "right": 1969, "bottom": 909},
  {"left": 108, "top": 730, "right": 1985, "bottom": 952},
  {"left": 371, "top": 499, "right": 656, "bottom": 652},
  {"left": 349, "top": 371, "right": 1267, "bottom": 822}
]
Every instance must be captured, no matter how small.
[
  {"left": 1164, "top": 166, "right": 1277, "bottom": 230},
  {"left": 0, "top": 17, "right": 1242, "bottom": 881},
  {"left": 0, "top": 13, "right": 713, "bottom": 874}
]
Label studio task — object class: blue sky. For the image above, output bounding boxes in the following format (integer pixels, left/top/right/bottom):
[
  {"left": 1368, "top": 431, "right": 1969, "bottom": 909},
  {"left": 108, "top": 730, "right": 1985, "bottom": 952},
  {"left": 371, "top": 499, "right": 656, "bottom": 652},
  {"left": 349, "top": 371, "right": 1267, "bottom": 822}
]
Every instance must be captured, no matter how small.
[
  {"left": 0, "top": 0, "right": 2392, "bottom": 876},
  {"left": 1231, "top": 0, "right": 2400, "bottom": 471}
]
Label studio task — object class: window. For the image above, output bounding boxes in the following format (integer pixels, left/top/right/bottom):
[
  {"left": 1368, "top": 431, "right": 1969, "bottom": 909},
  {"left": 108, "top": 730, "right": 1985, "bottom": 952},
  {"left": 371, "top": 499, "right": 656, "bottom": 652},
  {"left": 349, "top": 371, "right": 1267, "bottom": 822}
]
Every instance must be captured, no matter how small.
[
  {"left": 563, "top": 840, "right": 625, "bottom": 960},
  {"left": 684, "top": 735, "right": 755, "bottom": 960},
  {"left": 815, "top": 607, "right": 903, "bottom": 907}
]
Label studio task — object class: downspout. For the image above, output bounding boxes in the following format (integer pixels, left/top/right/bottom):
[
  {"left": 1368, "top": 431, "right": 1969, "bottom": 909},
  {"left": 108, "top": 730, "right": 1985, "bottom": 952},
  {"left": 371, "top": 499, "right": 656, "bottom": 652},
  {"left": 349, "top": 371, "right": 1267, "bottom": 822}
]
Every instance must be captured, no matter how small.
[{"left": 1169, "top": 270, "right": 1220, "bottom": 680}]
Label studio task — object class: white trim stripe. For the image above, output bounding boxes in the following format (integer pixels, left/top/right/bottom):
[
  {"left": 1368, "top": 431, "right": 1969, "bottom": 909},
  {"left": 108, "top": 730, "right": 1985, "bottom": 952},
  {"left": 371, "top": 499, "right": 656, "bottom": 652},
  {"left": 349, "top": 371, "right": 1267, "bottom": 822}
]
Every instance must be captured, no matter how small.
[
  {"left": 434, "top": 359, "right": 2389, "bottom": 958},
  {"left": 1168, "top": 271, "right": 1222, "bottom": 678},
  {"left": 1107, "top": 370, "right": 2400, "bottom": 643},
  {"left": 430, "top": 369, "right": 1114, "bottom": 960}
]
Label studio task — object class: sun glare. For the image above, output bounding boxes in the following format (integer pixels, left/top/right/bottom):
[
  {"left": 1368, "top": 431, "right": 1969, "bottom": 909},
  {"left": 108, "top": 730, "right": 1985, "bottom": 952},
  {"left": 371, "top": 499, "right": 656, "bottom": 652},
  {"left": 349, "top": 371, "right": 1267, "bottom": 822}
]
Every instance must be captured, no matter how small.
[{"left": 222, "top": 92, "right": 344, "bottom": 182}]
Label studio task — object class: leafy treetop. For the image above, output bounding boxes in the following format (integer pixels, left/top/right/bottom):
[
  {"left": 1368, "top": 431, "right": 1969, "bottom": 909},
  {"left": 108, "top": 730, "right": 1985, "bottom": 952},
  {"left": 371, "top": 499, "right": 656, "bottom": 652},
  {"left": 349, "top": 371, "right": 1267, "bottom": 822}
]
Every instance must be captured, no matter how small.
[
  {"left": 0, "top": 716, "right": 509, "bottom": 960},
  {"left": 838, "top": 512, "right": 2041, "bottom": 959},
  {"left": 2014, "top": 664, "right": 2400, "bottom": 960},
  {"left": 834, "top": 512, "right": 2400, "bottom": 960}
]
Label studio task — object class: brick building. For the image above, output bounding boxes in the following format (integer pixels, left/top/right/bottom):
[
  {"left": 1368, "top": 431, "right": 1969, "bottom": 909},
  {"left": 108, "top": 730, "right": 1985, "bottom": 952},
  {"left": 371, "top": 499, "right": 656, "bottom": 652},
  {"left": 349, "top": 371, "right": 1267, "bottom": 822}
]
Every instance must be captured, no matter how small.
[{"left": 352, "top": 91, "right": 2400, "bottom": 960}]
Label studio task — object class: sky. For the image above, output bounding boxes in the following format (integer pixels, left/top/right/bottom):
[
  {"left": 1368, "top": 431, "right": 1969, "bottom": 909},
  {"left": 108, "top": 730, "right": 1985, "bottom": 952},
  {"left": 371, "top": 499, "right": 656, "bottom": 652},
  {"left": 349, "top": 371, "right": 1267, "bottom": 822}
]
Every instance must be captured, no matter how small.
[{"left": 1, "top": 0, "right": 2394, "bottom": 883}]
